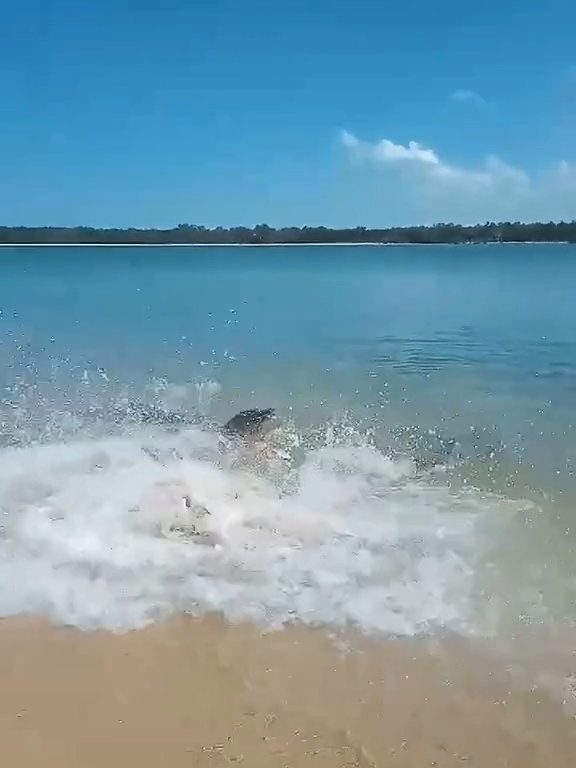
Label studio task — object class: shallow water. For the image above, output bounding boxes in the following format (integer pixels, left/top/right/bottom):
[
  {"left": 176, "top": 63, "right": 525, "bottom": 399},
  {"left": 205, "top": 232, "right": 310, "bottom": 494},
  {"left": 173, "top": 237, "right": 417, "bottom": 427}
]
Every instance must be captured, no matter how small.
[{"left": 0, "top": 244, "right": 575, "bottom": 703}]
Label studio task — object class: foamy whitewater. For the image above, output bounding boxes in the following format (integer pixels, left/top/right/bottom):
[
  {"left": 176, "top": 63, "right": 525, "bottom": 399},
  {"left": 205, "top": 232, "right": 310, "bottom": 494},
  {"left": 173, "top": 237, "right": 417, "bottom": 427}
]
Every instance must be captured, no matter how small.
[{"left": 0, "top": 411, "right": 543, "bottom": 636}]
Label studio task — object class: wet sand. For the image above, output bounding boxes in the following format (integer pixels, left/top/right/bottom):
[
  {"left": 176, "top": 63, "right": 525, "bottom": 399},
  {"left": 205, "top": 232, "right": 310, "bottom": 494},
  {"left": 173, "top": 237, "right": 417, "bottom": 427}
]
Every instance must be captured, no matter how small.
[{"left": 0, "top": 616, "right": 574, "bottom": 767}]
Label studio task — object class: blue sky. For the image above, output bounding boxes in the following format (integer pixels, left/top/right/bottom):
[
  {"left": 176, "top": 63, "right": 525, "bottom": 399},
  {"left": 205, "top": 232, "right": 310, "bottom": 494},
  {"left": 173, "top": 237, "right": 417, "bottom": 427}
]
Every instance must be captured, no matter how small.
[{"left": 2, "top": 0, "right": 576, "bottom": 228}]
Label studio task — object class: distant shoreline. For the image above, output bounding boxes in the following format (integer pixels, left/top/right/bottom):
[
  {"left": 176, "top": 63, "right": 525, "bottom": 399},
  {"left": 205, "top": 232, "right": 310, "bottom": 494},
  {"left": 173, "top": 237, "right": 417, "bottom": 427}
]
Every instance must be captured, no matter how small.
[
  {"left": 0, "top": 241, "right": 571, "bottom": 247},
  {"left": 1, "top": 221, "right": 574, "bottom": 247}
]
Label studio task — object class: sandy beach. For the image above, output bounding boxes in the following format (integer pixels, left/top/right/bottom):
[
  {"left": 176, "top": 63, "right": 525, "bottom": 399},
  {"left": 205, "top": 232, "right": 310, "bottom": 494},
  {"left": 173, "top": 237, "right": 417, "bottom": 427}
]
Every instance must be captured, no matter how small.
[{"left": 0, "top": 616, "right": 574, "bottom": 768}]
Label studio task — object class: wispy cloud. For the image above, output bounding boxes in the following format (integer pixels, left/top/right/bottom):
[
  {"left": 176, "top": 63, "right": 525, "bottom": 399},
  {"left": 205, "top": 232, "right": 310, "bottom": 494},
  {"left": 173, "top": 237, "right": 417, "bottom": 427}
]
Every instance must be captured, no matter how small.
[
  {"left": 339, "top": 130, "right": 527, "bottom": 192},
  {"left": 339, "top": 129, "right": 576, "bottom": 223},
  {"left": 450, "top": 89, "right": 492, "bottom": 110}
]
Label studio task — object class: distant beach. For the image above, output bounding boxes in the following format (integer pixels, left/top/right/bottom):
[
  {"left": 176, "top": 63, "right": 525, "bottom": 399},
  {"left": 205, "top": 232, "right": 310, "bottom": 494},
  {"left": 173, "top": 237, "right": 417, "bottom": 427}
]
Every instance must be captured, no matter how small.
[
  {"left": 0, "top": 241, "right": 385, "bottom": 247},
  {"left": 0, "top": 221, "right": 574, "bottom": 248},
  {"left": 0, "top": 240, "right": 570, "bottom": 247}
]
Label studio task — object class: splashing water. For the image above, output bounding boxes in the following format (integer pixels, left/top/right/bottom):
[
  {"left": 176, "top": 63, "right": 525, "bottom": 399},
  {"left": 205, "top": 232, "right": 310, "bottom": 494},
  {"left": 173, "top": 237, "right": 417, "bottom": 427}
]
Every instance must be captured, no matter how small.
[{"left": 0, "top": 403, "right": 551, "bottom": 638}]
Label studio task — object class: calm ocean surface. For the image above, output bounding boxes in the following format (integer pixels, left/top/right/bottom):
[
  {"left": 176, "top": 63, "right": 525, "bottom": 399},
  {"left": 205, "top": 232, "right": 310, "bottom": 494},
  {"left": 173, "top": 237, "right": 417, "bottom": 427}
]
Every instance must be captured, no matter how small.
[{"left": 0, "top": 244, "right": 575, "bottom": 697}]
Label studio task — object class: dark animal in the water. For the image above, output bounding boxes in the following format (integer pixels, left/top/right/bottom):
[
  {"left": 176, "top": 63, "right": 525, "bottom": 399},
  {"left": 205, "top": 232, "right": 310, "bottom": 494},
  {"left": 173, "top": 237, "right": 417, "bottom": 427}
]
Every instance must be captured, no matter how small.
[
  {"left": 391, "top": 424, "right": 504, "bottom": 470},
  {"left": 222, "top": 408, "right": 276, "bottom": 439}
]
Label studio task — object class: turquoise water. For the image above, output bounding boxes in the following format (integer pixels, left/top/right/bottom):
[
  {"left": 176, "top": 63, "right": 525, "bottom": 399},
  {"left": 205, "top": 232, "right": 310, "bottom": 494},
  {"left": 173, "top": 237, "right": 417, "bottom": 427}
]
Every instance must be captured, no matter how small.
[
  {"left": 2, "top": 244, "right": 574, "bottom": 498},
  {"left": 0, "top": 244, "right": 575, "bottom": 695}
]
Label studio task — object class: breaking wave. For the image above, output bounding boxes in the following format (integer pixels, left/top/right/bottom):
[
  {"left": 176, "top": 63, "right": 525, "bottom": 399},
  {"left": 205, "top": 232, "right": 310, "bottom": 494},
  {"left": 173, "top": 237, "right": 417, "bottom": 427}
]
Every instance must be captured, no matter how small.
[{"left": 0, "top": 405, "right": 547, "bottom": 638}]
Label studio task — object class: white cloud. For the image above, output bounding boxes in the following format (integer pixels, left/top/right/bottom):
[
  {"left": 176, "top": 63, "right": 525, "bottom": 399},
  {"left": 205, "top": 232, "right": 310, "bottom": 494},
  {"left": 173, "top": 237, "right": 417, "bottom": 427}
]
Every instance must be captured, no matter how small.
[
  {"left": 339, "top": 129, "right": 576, "bottom": 224},
  {"left": 450, "top": 89, "right": 491, "bottom": 110},
  {"left": 369, "top": 139, "right": 440, "bottom": 166},
  {"left": 340, "top": 130, "right": 528, "bottom": 192},
  {"left": 340, "top": 130, "right": 360, "bottom": 149},
  {"left": 554, "top": 160, "right": 576, "bottom": 184}
]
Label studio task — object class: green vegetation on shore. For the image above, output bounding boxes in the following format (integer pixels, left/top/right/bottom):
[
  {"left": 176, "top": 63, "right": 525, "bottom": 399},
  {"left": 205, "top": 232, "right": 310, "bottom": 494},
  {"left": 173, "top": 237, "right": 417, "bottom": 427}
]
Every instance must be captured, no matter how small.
[{"left": 1, "top": 221, "right": 575, "bottom": 245}]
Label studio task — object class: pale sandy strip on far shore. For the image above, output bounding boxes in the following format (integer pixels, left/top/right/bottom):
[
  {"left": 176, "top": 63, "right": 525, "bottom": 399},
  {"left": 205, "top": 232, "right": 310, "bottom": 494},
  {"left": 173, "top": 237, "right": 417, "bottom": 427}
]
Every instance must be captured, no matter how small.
[
  {"left": 0, "top": 241, "right": 570, "bottom": 247},
  {"left": 0, "top": 615, "right": 574, "bottom": 768},
  {"left": 0, "top": 242, "right": 386, "bottom": 247}
]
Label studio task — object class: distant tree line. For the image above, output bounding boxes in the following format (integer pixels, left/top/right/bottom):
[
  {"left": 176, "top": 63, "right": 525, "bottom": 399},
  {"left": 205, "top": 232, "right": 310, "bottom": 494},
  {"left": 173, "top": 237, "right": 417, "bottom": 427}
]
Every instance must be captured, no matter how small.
[{"left": 1, "top": 221, "right": 576, "bottom": 245}]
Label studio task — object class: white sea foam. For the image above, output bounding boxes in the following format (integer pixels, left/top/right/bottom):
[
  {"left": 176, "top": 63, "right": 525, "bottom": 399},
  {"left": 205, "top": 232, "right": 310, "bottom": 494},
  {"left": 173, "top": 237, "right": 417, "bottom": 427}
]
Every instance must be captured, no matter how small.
[{"left": 0, "top": 420, "right": 540, "bottom": 636}]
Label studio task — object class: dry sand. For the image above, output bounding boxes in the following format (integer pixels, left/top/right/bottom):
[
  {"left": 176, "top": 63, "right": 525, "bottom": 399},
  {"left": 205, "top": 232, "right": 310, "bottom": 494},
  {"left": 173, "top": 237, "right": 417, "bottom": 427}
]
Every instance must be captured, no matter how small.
[{"left": 0, "top": 616, "right": 574, "bottom": 767}]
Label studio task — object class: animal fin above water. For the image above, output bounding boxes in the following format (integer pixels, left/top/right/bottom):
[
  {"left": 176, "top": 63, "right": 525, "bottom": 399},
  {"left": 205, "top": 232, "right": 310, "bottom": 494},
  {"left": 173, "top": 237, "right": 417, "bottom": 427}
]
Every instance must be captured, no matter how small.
[{"left": 222, "top": 408, "right": 276, "bottom": 437}]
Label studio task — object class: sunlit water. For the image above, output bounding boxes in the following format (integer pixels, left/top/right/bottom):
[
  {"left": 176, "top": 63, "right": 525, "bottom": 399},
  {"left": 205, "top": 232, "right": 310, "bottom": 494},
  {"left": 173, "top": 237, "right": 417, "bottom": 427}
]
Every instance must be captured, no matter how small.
[{"left": 0, "top": 244, "right": 575, "bottom": 704}]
